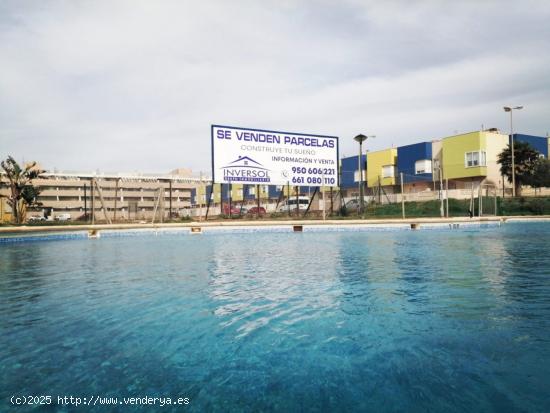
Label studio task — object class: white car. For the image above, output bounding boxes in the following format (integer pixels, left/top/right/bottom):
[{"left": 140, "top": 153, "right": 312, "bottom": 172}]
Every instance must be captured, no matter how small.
[
  {"left": 55, "top": 213, "right": 72, "bottom": 221},
  {"left": 28, "top": 216, "right": 46, "bottom": 222},
  {"left": 277, "top": 196, "right": 311, "bottom": 213}
]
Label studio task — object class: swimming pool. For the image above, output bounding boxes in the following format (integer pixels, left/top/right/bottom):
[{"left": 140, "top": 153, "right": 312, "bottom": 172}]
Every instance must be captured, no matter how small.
[{"left": 1, "top": 223, "right": 549, "bottom": 412}]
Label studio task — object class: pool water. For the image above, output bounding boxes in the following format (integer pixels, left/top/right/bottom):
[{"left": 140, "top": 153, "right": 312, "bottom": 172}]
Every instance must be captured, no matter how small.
[{"left": 1, "top": 223, "right": 549, "bottom": 412}]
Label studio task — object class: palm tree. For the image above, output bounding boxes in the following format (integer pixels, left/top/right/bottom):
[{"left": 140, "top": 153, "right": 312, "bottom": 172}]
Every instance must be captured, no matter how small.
[
  {"left": 497, "top": 141, "right": 540, "bottom": 196},
  {"left": 0, "top": 156, "right": 42, "bottom": 224}
]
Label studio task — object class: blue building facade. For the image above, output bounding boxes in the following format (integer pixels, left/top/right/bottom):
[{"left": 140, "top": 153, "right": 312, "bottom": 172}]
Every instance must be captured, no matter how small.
[
  {"left": 243, "top": 185, "right": 255, "bottom": 200},
  {"left": 340, "top": 155, "right": 366, "bottom": 189},
  {"left": 397, "top": 142, "right": 432, "bottom": 183},
  {"left": 512, "top": 134, "right": 549, "bottom": 158}
]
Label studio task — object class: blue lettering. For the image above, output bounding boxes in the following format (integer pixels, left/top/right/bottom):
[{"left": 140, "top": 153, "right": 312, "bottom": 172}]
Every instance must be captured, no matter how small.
[
  {"left": 217, "top": 130, "right": 231, "bottom": 139},
  {"left": 283, "top": 136, "right": 336, "bottom": 147}
]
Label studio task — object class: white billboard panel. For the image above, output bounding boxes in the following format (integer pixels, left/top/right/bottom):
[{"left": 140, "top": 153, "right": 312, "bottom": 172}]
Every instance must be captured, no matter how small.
[{"left": 211, "top": 125, "right": 339, "bottom": 187}]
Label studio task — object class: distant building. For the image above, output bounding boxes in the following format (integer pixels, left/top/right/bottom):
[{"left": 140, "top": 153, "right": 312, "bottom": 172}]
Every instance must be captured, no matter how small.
[
  {"left": 339, "top": 129, "right": 550, "bottom": 201},
  {"left": 0, "top": 169, "right": 202, "bottom": 222},
  {"left": 396, "top": 142, "right": 433, "bottom": 192},
  {"left": 512, "top": 134, "right": 549, "bottom": 158},
  {"left": 366, "top": 148, "right": 398, "bottom": 191},
  {"left": 0, "top": 197, "right": 11, "bottom": 223},
  {"left": 340, "top": 155, "right": 367, "bottom": 199},
  {"left": 436, "top": 130, "right": 510, "bottom": 191}
]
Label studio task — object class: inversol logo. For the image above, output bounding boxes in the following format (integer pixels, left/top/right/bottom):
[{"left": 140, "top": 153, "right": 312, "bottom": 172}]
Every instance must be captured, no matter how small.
[{"left": 222, "top": 156, "right": 271, "bottom": 183}]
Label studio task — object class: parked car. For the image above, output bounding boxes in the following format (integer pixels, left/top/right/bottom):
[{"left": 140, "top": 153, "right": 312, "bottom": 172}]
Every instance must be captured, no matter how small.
[
  {"left": 276, "top": 196, "right": 311, "bottom": 213},
  {"left": 221, "top": 205, "right": 242, "bottom": 216},
  {"left": 247, "top": 206, "right": 266, "bottom": 216},
  {"left": 55, "top": 213, "right": 71, "bottom": 221},
  {"left": 28, "top": 216, "right": 46, "bottom": 222},
  {"left": 344, "top": 199, "right": 360, "bottom": 212}
]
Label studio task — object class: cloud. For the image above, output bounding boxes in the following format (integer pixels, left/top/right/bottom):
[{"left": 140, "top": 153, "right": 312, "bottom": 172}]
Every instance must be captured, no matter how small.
[{"left": 0, "top": 0, "right": 549, "bottom": 173}]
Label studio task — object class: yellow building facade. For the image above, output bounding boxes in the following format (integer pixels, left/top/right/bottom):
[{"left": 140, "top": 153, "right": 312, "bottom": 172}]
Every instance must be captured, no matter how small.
[
  {"left": 196, "top": 183, "right": 272, "bottom": 205},
  {"left": 440, "top": 130, "right": 509, "bottom": 187},
  {"left": 197, "top": 183, "right": 220, "bottom": 204},
  {"left": 366, "top": 148, "right": 398, "bottom": 188},
  {"left": 1, "top": 198, "right": 12, "bottom": 223}
]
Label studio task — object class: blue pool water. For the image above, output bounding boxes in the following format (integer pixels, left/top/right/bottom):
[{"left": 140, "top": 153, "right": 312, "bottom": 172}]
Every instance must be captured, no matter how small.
[{"left": 1, "top": 223, "right": 550, "bottom": 412}]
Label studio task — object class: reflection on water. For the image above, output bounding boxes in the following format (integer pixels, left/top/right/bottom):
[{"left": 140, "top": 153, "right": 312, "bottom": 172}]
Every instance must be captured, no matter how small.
[
  {"left": 1, "top": 224, "right": 550, "bottom": 412},
  {"left": 209, "top": 235, "right": 341, "bottom": 338}
]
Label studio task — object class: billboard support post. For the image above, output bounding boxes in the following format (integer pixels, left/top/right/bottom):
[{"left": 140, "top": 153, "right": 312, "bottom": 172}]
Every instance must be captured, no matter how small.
[
  {"left": 256, "top": 184, "right": 260, "bottom": 218},
  {"left": 322, "top": 172, "right": 326, "bottom": 221},
  {"left": 219, "top": 183, "right": 223, "bottom": 218},
  {"left": 330, "top": 186, "right": 333, "bottom": 216},
  {"left": 229, "top": 183, "right": 232, "bottom": 219},
  {"left": 295, "top": 186, "right": 299, "bottom": 218},
  {"left": 287, "top": 182, "right": 290, "bottom": 217},
  {"left": 205, "top": 185, "right": 212, "bottom": 220}
]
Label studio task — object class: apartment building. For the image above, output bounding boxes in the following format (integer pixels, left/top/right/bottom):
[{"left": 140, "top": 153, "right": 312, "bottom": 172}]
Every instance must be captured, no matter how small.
[
  {"left": 397, "top": 142, "right": 433, "bottom": 192},
  {"left": 366, "top": 148, "right": 398, "bottom": 192},
  {"left": 434, "top": 130, "right": 510, "bottom": 192},
  {"left": 340, "top": 155, "right": 367, "bottom": 198},
  {"left": 340, "top": 130, "right": 549, "bottom": 201},
  {"left": 0, "top": 198, "right": 11, "bottom": 223},
  {"left": 512, "top": 133, "right": 549, "bottom": 158},
  {"left": 0, "top": 169, "right": 201, "bottom": 222}
]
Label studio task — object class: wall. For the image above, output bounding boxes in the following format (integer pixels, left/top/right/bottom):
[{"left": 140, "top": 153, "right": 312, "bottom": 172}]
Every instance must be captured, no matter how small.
[
  {"left": 340, "top": 155, "right": 366, "bottom": 189},
  {"left": 367, "top": 148, "right": 398, "bottom": 187},
  {"left": 440, "top": 130, "right": 511, "bottom": 190},
  {"left": 1, "top": 198, "right": 12, "bottom": 223},
  {"left": 397, "top": 142, "right": 432, "bottom": 183},
  {"left": 431, "top": 139, "right": 443, "bottom": 183},
  {"left": 442, "top": 131, "right": 487, "bottom": 180},
  {"left": 513, "top": 134, "right": 549, "bottom": 157},
  {"left": 484, "top": 132, "right": 510, "bottom": 187},
  {"left": 230, "top": 184, "right": 244, "bottom": 202},
  {"left": 202, "top": 183, "right": 273, "bottom": 205}
]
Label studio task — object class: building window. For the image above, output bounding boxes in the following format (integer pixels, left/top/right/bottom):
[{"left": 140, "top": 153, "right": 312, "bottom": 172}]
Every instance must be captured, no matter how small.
[
  {"left": 415, "top": 159, "right": 432, "bottom": 174},
  {"left": 249, "top": 187, "right": 255, "bottom": 195},
  {"left": 353, "top": 170, "right": 366, "bottom": 182},
  {"left": 382, "top": 165, "right": 395, "bottom": 179},
  {"left": 465, "top": 151, "right": 486, "bottom": 167}
]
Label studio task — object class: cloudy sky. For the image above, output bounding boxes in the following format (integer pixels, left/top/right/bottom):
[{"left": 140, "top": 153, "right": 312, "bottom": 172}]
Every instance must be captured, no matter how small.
[{"left": 1, "top": 0, "right": 549, "bottom": 174}]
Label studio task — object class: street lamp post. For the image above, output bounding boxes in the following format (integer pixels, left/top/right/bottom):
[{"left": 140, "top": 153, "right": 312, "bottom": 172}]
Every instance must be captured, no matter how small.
[
  {"left": 353, "top": 134, "right": 375, "bottom": 214},
  {"left": 503, "top": 106, "right": 523, "bottom": 197}
]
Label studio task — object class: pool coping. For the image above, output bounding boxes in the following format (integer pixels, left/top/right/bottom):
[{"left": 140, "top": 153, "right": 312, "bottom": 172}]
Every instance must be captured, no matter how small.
[
  {"left": 2, "top": 215, "right": 550, "bottom": 233},
  {"left": 0, "top": 216, "right": 506, "bottom": 234},
  {"left": 1, "top": 216, "right": 548, "bottom": 243}
]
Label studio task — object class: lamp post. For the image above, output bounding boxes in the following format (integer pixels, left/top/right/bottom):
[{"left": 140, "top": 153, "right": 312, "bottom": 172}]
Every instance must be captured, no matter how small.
[
  {"left": 503, "top": 106, "right": 523, "bottom": 197},
  {"left": 353, "top": 134, "right": 375, "bottom": 214}
]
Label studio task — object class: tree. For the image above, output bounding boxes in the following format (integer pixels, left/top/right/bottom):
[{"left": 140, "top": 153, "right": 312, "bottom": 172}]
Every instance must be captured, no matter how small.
[
  {"left": 497, "top": 141, "right": 540, "bottom": 196},
  {"left": 0, "top": 156, "right": 42, "bottom": 224},
  {"left": 524, "top": 157, "right": 550, "bottom": 191}
]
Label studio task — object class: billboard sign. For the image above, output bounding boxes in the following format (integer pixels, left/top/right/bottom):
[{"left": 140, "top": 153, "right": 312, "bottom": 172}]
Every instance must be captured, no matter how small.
[{"left": 211, "top": 125, "right": 339, "bottom": 187}]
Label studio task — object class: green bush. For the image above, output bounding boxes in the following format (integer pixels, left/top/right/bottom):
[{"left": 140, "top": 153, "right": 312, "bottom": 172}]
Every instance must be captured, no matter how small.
[{"left": 498, "top": 197, "right": 550, "bottom": 216}]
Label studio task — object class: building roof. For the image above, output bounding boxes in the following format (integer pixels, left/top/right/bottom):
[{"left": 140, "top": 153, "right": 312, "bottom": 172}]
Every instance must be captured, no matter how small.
[{"left": 39, "top": 170, "right": 211, "bottom": 184}]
